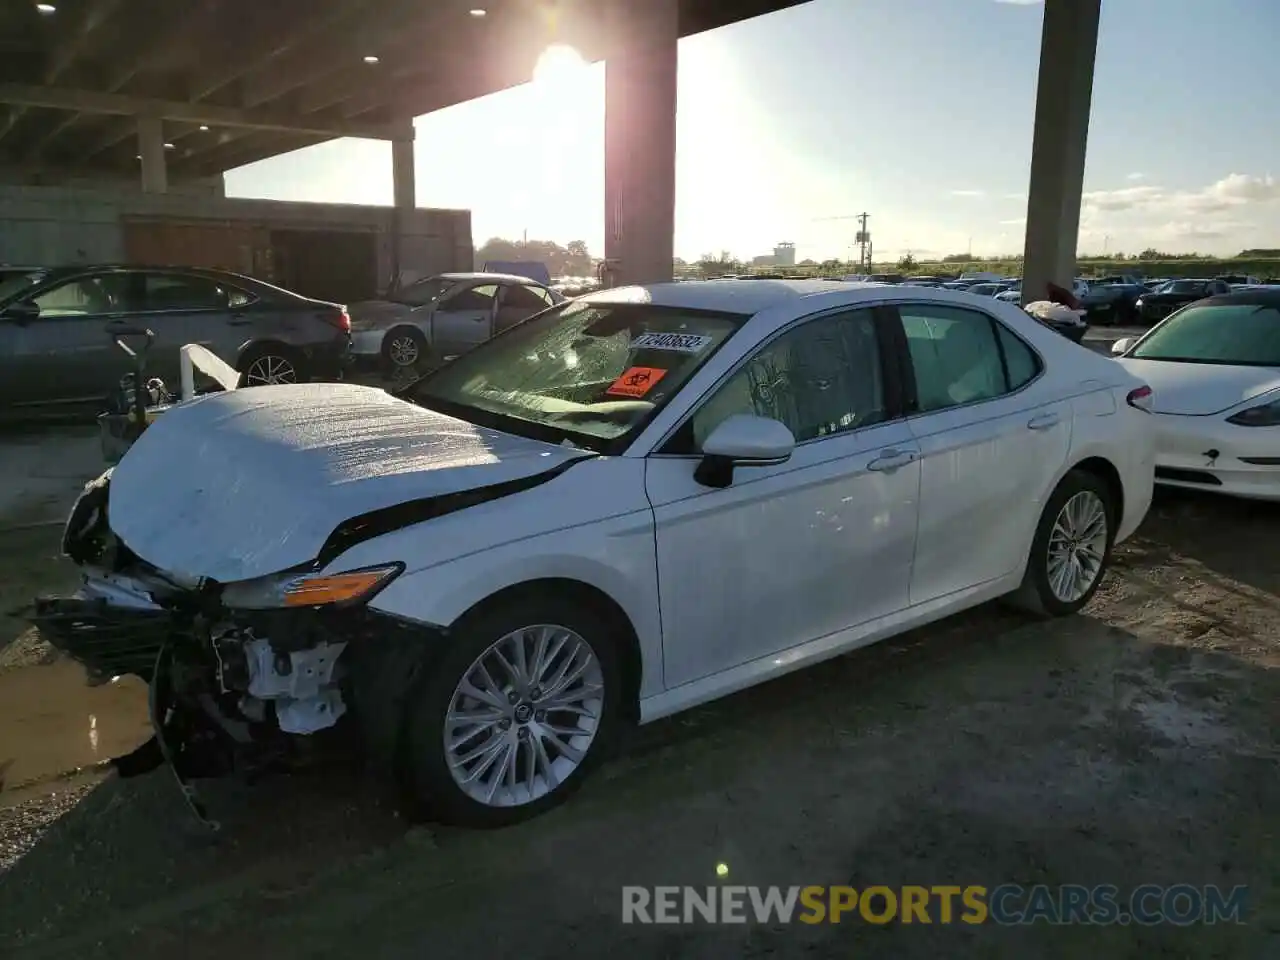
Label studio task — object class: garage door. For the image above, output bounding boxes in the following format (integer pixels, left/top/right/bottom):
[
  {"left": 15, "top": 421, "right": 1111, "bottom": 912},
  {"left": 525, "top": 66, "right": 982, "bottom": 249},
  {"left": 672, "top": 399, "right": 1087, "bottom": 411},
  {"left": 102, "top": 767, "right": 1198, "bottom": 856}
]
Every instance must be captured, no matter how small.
[{"left": 122, "top": 219, "right": 265, "bottom": 276}]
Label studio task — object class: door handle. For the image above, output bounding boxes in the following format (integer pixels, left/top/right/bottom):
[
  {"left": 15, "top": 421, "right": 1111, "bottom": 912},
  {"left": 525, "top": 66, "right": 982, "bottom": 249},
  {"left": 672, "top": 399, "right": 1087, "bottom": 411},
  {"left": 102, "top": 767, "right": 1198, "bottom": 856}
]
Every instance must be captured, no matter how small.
[
  {"left": 867, "top": 449, "right": 918, "bottom": 472},
  {"left": 226, "top": 315, "right": 251, "bottom": 326},
  {"left": 1027, "top": 412, "right": 1061, "bottom": 431}
]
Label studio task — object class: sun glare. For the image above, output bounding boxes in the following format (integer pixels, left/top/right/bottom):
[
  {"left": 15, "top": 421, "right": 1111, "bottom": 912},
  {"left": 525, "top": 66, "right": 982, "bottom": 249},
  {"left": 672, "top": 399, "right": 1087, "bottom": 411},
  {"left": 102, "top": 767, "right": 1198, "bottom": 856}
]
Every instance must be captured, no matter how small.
[{"left": 533, "top": 44, "right": 588, "bottom": 85}]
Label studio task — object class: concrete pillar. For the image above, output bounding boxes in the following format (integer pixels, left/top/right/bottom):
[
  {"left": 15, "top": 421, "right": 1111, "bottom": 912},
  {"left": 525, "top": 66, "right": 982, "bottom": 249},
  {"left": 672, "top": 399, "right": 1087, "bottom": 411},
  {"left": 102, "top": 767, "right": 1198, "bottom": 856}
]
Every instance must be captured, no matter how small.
[
  {"left": 391, "top": 136, "right": 415, "bottom": 210},
  {"left": 603, "top": 0, "right": 678, "bottom": 286},
  {"left": 1020, "top": 0, "right": 1101, "bottom": 305},
  {"left": 137, "top": 115, "right": 167, "bottom": 194},
  {"left": 389, "top": 132, "right": 416, "bottom": 289}
]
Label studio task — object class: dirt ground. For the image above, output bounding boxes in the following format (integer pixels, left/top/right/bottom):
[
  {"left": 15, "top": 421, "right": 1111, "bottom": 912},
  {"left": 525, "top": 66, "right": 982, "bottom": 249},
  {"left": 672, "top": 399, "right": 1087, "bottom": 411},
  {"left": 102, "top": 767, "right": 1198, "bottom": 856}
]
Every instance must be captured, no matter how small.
[{"left": 0, "top": 484, "right": 1276, "bottom": 958}]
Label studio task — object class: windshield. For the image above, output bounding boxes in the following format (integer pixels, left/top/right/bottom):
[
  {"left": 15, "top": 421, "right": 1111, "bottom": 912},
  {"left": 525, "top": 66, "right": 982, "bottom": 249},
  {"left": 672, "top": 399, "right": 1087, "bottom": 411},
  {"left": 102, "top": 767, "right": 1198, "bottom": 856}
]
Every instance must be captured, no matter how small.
[
  {"left": 390, "top": 276, "right": 456, "bottom": 306},
  {"left": 406, "top": 299, "right": 747, "bottom": 452},
  {"left": 1163, "top": 280, "right": 1207, "bottom": 295},
  {"left": 1130, "top": 303, "right": 1280, "bottom": 365},
  {"left": 0, "top": 270, "right": 44, "bottom": 304}
]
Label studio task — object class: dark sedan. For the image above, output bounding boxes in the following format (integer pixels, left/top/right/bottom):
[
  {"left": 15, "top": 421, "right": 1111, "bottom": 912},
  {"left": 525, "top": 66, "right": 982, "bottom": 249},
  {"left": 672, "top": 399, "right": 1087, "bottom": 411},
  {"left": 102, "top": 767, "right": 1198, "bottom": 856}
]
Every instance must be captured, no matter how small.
[
  {"left": 1134, "top": 278, "right": 1232, "bottom": 325},
  {"left": 0, "top": 265, "right": 351, "bottom": 417}
]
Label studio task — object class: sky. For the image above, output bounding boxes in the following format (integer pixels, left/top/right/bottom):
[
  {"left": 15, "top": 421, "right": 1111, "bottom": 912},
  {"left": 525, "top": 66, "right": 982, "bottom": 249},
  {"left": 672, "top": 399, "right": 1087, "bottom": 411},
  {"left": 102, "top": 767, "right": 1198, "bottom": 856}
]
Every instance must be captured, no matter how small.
[{"left": 224, "top": 0, "right": 1280, "bottom": 263}]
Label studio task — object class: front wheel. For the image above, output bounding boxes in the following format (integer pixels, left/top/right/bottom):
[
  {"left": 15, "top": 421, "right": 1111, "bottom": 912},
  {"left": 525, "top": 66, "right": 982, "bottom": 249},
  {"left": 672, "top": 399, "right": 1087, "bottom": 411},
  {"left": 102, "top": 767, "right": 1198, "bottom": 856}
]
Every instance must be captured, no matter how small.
[
  {"left": 399, "top": 594, "right": 623, "bottom": 827},
  {"left": 382, "top": 325, "right": 429, "bottom": 370},
  {"left": 1006, "top": 469, "right": 1116, "bottom": 617}
]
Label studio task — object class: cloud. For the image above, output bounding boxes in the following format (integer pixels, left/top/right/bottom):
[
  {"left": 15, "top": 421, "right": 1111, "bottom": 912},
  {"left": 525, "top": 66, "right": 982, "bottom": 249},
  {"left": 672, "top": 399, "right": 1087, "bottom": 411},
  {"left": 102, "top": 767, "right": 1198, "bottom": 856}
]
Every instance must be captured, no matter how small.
[
  {"left": 951, "top": 189, "right": 985, "bottom": 197},
  {"left": 1002, "top": 192, "right": 1025, "bottom": 201},
  {"left": 999, "top": 217, "right": 1026, "bottom": 226},
  {"left": 1126, "top": 172, "right": 1146, "bottom": 181},
  {"left": 1081, "top": 173, "right": 1280, "bottom": 219},
  {"left": 994, "top": 0, "right": 1041, "bottom": 4}
]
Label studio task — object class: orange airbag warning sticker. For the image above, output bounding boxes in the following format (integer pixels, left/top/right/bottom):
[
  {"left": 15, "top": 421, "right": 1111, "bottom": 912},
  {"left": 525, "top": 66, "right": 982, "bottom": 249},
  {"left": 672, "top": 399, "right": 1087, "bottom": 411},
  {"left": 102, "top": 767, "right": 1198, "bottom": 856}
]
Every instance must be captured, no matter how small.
[{"left": 606, "top": 366, "right": 667, "bottom": 398}]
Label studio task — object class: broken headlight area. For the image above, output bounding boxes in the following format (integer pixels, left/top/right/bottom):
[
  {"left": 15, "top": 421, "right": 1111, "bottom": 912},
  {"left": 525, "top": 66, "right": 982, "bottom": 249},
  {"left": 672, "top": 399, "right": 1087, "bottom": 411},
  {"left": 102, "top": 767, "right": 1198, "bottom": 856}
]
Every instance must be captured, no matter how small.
[
  {"left": 32, "top": 577, "right": 436, "bottom": 828},
  {"left": 35, "top": 470, "right": 439, "bottom": 827}
]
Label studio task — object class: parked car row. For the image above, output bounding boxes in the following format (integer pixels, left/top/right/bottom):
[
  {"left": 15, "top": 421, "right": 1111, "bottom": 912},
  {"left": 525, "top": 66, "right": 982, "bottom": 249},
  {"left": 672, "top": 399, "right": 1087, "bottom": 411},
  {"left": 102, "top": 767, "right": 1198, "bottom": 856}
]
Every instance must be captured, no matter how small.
[{"left": 0, "top": 265, "right": 578, "bottom": 417}]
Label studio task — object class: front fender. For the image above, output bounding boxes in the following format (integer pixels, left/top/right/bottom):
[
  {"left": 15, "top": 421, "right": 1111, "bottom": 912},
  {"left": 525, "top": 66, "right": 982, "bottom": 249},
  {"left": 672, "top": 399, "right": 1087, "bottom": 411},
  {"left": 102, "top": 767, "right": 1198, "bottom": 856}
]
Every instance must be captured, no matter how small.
[{"left": 366, "top": 512, "right": 664, "bottom": 697}]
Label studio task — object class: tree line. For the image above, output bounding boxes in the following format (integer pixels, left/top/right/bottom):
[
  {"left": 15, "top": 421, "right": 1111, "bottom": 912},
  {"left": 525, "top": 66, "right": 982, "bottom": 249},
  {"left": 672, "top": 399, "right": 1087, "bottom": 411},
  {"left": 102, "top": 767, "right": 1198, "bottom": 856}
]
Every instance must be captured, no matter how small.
[{"left": 473, "top": 238, "right": 594, "bottom": 278}]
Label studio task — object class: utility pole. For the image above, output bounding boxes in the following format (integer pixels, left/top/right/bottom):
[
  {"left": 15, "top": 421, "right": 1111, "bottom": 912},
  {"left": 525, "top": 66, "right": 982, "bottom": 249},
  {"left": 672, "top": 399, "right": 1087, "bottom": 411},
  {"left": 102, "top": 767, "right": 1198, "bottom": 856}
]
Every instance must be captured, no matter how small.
[
  {"left": 812, "top": 211, "right": 872, "bottom": 272},
  {"left": 855, "top": 212, "right": 870, "bottom": 272}
]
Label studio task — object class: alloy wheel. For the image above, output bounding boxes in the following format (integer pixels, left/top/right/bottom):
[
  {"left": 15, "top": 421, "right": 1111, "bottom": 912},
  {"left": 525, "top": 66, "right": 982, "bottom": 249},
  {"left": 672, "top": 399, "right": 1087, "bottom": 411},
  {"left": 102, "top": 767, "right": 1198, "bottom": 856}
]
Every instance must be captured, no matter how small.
[
  {"left": 1045, "top": 490, "right": 1109, "bottom": 603},
  {"left": 388, "top": 335, "right": 420, "bottom": 367},
  {"left": 443, "top": 624, "right": 605, "bottom": 808},
  {"left": 244, "top": 354, "right": 298, "bottom": 386}
]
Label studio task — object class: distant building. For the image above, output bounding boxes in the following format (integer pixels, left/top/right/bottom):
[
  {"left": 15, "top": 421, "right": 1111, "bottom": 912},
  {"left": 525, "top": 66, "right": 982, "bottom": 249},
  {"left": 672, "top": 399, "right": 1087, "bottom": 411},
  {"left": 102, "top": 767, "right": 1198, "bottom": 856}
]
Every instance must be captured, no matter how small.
[{"left": 751, "top": 242, "right": 797, "bottom": 268}]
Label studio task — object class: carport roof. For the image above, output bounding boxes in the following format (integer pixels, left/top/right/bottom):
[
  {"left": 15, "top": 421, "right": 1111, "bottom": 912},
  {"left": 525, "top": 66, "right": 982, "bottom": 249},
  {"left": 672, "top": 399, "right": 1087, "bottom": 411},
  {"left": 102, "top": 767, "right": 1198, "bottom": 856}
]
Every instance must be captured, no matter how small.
[{"left": 0, "top": 0, "right": 807, "bottom": 181}]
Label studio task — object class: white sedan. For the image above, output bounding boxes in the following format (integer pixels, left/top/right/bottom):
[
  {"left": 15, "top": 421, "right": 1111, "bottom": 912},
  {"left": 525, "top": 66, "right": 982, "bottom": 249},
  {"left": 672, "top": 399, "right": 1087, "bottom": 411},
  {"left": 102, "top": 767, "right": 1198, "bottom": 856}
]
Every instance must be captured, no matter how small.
[
  {"left": 40, "top": 280, "right": 1155, "bottom": 827},
  {"left": 1112, "top": 288, "right": 1280, "bottom": 500}
]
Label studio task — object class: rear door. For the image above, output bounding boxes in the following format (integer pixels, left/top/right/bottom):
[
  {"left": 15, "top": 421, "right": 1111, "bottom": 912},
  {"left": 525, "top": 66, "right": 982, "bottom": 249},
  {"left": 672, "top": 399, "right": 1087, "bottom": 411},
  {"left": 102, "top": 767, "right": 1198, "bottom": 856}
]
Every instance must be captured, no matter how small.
[
  {"left": 135, "top": 271, "right": 252, "bottom": 381},
  {"left": 494, "top": 282, "right": 553, "bottom": 334},
  {"left": 888, "top": 301, "right": 1072, "bottom": 604},
  {"left": 0, "top": 271, "right": 134, "bottom": 410},
  {"left": 430, "top": 283, "right": 499, "bottom": 357}
]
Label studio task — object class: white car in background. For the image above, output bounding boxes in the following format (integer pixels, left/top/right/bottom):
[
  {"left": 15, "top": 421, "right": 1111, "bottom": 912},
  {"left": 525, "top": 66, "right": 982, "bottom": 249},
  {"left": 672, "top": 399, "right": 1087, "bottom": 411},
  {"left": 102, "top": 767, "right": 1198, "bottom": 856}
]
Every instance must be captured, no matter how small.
[
  {"left": 347, "top": 272, "right": 564, "bottom": 370},
  {"left": 1112, "top": 288, "right": 1280, "bottom": 501},
  {"left": 40, "top": 280, "right": 1155, "bottom": 828}
]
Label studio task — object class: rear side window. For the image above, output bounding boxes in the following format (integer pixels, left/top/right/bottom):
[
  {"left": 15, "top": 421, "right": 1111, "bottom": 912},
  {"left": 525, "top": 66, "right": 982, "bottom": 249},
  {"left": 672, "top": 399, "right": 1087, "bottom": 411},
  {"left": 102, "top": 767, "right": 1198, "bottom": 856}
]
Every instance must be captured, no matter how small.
[
  {"left": 502, "top": 284, "right": 551, "bottom": 310},
  {"left": 996, "top": 322, "right": 1040, "bottom": 390},
  {"left": 444, "top": 284, "right": 498, "bottom": 311},
  {"left": 899, "top": 304, "right": 1040, "bottom": 412},
  {"left": 142, "top": 273, "right": 246, "bottom": 311}
]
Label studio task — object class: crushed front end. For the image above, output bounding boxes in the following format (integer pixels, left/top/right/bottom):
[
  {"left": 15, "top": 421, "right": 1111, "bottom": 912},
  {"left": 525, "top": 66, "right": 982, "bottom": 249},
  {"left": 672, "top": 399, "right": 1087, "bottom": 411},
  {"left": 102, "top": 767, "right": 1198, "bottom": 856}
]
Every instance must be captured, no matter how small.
[{"left": 30, "top": 470, "right": 431, "bottom": 828}]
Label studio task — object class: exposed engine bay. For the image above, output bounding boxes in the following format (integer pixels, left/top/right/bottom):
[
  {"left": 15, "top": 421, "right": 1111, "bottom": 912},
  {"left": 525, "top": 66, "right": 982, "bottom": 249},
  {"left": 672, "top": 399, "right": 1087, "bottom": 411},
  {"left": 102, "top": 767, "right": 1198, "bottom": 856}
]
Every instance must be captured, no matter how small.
[{"left": 30, "top": 470, "right": 431, "bottom": 829}]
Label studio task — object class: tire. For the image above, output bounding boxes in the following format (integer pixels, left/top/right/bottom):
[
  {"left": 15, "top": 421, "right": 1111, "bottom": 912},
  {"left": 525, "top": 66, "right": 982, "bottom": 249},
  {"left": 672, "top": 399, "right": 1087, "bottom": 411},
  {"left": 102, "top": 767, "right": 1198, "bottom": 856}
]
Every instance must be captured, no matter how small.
[
  {"left": 382, "top": 325, "right": 429, "bottom": 370},
  {"left": 238, "top": 345, "right": 302, "bottom": 387},
  {"left": 399, "top": 593, "right": 624, "bottom": 827},
  {"left": 1005, "top": 469, "right": 1116, "bottom": 617}
]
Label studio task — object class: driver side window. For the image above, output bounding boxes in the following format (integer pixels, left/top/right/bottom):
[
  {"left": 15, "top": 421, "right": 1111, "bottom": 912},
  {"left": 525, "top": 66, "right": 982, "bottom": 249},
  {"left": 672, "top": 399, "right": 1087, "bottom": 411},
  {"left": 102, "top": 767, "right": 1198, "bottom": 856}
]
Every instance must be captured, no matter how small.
[
  {"left": 33, "top": 273, "right": 134, "bottom": 317},
  {"left": 680, "top": 309, "right": 887, "bottom": 451}
]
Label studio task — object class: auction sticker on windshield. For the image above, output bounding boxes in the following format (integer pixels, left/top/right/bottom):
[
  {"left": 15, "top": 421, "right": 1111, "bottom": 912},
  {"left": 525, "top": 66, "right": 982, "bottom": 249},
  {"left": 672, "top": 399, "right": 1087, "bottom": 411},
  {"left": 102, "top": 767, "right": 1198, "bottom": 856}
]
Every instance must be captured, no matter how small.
[
  {"left": 629, "top": 332, "right": 714, "bottom": 353},
  {"left": 606, "top": 366, "right": 668, "bottom": 398}
]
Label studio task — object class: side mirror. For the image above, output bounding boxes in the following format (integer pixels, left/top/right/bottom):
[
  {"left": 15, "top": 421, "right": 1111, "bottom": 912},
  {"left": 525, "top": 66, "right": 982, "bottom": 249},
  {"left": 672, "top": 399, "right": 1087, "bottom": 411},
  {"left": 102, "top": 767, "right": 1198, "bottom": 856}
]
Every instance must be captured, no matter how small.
[
  {"left": 694, "top": 414, "right": 796, "bottom": 488},
  {"left": 2, "top": 299, "right": 39, "bottom": 325},
  {"left": 1111, "top": 337, "right": 1135, "bottom": 355}
]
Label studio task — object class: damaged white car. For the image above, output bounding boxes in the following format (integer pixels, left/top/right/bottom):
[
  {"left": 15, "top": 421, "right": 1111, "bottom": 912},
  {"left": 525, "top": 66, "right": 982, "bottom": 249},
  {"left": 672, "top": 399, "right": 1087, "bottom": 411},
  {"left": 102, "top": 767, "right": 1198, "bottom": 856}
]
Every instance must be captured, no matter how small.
[{"left": 34, "top": 280, "right": 1155, "bottom": 827}]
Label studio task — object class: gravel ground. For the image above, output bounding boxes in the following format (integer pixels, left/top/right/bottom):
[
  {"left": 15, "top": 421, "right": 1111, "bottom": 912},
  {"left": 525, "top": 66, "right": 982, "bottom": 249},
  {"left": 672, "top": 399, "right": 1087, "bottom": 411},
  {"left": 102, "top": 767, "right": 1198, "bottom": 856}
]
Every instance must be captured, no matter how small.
[{"left": 0, "top": 487, "right": 1276, "bottom": 959}]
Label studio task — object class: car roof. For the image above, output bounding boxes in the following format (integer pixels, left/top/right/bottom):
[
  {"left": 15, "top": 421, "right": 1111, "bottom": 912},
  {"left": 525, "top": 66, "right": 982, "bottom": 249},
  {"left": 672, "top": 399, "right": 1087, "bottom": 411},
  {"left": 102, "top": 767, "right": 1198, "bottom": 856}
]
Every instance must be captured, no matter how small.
[
  {"left": 1199, "top": 288, "right": 1280, "bottom": 306},
  {"left": 581, "top": 278, "right": 1034, "bottom": 319},
  {"left": 434, "top": 272, "right": 546, "bottom": 285}
]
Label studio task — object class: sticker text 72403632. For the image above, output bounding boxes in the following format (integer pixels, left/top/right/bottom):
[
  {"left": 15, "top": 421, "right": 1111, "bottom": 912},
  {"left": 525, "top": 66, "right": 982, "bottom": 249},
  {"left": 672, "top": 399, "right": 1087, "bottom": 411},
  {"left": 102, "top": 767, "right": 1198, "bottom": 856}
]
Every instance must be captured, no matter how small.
[{"left": 629, "top": 333, "right": 714, "bottom": 354}]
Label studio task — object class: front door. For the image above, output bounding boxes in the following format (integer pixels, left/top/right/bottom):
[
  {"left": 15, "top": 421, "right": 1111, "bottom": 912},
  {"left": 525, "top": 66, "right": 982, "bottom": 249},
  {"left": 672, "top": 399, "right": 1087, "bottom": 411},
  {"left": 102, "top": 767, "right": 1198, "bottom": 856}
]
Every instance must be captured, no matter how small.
[
  {"left": 645, "top": 307, "right": 921, "bottom": 688},
  {"left": 890, "top": 302, "right": 1072, "bottom": 604},
  {"left": 429, "top": 283, "right": 499, "bottom": 357},
  {"left": 0, "top": 271, "right": 134, "bottom": 410}
]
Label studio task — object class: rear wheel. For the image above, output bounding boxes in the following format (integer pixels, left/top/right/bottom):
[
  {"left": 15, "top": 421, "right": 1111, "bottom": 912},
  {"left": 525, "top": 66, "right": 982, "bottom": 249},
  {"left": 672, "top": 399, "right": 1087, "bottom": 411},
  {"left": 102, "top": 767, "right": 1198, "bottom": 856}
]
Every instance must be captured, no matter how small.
[
  {"left": 399, "top": 594, "right": 623, "bottom": 827},
  {"left": 1007, "top": 469, "right": 1115, "bottom": 617},
  {"left": 239, "top": 346, "right": 301, "bottom": 387}
]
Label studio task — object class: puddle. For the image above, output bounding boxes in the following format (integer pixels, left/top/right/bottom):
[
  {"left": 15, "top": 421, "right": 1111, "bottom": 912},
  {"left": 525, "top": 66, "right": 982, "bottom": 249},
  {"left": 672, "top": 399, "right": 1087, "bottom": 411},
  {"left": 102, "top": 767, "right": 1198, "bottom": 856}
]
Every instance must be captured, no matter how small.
[{"left": 0, "top": 658, "right": 151, "bottom": 806}]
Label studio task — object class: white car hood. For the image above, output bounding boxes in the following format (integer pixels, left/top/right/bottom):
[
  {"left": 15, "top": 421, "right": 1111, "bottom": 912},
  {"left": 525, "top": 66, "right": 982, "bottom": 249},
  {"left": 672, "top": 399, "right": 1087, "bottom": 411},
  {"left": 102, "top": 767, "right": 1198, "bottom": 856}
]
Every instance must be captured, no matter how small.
[
  {"left": 108, "top": 383, "right": 593, "bottom": 584},
  {"left": 1115, "top": 358, "right": 1280, "bottom": 415}
]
